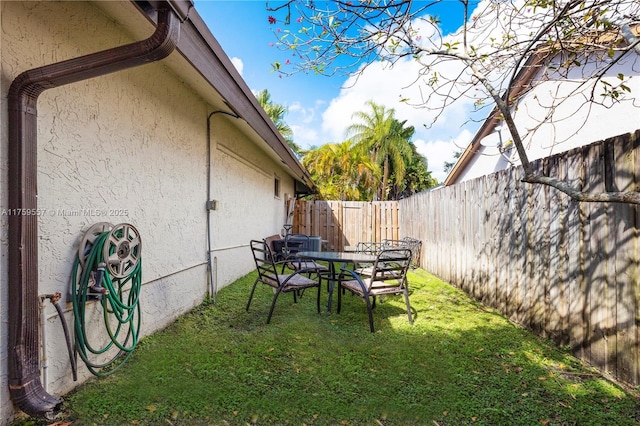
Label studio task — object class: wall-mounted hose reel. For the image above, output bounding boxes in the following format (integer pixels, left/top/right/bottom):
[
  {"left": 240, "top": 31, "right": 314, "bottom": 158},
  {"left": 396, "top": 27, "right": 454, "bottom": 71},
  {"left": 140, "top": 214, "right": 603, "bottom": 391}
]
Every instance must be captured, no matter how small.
[{"left": 71, "top": 222, "right": 142, "bottom": 377}]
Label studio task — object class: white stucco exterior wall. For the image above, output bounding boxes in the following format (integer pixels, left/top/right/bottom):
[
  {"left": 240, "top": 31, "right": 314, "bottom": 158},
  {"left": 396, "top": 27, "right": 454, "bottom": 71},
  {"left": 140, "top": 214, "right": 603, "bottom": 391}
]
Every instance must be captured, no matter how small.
[
  {"left": 454, "top": 50, "right": 640, "bottom": 183},
  {"left": 208, "top": 116, "right": 293, "bottom": 289},
  {"left": 1, "top": 2, "right": 294, "bottom": 423}
]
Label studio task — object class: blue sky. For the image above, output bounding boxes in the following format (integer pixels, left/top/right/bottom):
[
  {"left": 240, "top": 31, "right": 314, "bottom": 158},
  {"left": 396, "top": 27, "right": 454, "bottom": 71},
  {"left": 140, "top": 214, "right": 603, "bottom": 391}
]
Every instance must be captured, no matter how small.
[{"left": 193, "top": 0, "right": 483, "bottom": 182}]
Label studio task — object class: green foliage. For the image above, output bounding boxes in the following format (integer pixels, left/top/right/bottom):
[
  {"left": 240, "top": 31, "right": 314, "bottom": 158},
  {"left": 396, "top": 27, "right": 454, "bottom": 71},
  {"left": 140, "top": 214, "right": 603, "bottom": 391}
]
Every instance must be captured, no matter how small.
[
  {"left": 255, "top": 89, "right": 301, "bottom": 155},
  {"left": 40, "top": 268, "right": 640, "bottom": 426},
  {"left": 302, "top": 140, "right": 380, "bottom": 201},
  {"left": 302, "top": 100, "right": 438, "bottom": 201},
  {"left": 601, "top": 75, "right": 632, "bottom": 101},
  {"left": 443, "top": 149, "right": 463, "bottom": 174},
  {"left": 388, "top": 142, "right": 439, "bottom": 199},
  {"left": 346, "top": 101, "right": 417, "bottom": 200}
]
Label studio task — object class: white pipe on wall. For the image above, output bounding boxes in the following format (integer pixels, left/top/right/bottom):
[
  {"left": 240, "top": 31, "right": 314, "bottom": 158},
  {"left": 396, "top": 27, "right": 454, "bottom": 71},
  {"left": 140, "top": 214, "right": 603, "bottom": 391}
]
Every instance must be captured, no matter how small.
[{"left": 39, "top": 298, "right": 48, "bottom": 392}]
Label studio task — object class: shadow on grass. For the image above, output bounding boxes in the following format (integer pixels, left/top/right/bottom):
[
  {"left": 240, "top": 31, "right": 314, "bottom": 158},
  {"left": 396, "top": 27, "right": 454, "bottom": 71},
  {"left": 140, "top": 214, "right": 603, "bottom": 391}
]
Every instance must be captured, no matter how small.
[{"left": 16, "top": 269, "right": 640, "bottom": 426}]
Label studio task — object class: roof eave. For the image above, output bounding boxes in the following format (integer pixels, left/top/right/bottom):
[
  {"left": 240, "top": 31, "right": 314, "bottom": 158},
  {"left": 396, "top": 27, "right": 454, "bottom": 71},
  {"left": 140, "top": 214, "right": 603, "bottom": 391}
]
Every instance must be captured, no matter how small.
[{"left": 136, "top": 0, "right": 315, "bottom": 191}]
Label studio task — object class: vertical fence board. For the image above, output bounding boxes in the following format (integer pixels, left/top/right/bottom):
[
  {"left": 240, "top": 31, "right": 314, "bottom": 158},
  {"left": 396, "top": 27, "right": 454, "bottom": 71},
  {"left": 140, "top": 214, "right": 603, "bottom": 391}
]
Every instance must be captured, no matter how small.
[
  {"left": 604, "top": 143, "right": 619, "bottom": 378},
  {"left": 558, "top": 144, "right": 585, "bottom": 359},
  {"left": 585, "top": 143, "right": 609, "bottom": 374},
  {"left": 548, "top": 155, "right": 569, "bottom": 345},
  {"left": 433, "top": 189, "right": 443, "bottom": 279},
  {"left": 454, "top": 185, "right": 462, "bottom": 286},
  {"left": 514, "top": 167, "right": 529, "bottom": 326},
  {"left": 487, "top": 173, "right": 499, "bottom": 309},
  {"left": 478, "top": 176, "right": 488, "bottom": 302},
  {"left": 466, "top": 180, "right": 475, "bottom": 297},
  {"left": 528, "top": 160, "right": 546, "bottom": 335},
  {"left": 613, "top": 133, "right": 639, "bottom": 384},
  {"left": 505, "top": 167, "right": 519, "bottom": 323},
  {"left": 496, "top": 171, "right": 509, "bottom": 314}
]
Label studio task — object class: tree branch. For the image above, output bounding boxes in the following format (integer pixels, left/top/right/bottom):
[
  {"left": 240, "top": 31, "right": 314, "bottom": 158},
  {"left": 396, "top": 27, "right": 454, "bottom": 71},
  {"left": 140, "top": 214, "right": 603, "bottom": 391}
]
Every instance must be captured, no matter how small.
[
  {"left": 621, "top": 25, "right": 640, "bottom": 55},
  {"left": 522, "top": 174, "right": 640, "bottom": 204}
]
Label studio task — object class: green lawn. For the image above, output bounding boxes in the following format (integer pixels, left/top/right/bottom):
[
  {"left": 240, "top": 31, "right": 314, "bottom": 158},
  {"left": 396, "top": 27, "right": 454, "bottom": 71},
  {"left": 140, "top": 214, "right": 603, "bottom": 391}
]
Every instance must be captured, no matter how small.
[{"left": 20, "top": 268, "right": 640, "bottom": 425}]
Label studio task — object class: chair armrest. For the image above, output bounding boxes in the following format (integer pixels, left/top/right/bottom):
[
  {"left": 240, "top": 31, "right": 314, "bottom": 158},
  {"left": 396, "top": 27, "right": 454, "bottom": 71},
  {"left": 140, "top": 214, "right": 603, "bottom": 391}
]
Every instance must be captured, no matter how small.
[
  {"left": 279, "top": 267, "right": 321, "bottom": 287},
  {"left": 338, "top": 267, "right": 369, "bottom": 293},
  {"left": 273, "top": 259, "right": 292, "bottom": 269}
]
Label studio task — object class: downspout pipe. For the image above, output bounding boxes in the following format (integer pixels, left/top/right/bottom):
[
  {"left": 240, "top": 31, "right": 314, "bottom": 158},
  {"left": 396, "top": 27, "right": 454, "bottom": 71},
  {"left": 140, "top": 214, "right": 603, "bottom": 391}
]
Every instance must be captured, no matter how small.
[{"left": 7, "top": 5, "right": 180, "bottom": 419}]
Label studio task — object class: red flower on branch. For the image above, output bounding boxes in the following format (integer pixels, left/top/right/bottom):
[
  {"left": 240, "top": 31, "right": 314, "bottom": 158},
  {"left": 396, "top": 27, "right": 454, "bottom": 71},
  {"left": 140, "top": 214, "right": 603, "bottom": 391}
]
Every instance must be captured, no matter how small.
[{"left": 268, "top": 15, "right": 276, "bottom": 24}]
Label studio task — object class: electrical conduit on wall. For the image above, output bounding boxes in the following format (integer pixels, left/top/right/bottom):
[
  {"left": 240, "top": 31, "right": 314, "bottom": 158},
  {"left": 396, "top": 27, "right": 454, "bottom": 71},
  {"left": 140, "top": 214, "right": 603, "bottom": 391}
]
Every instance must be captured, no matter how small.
[{"left": 206, "top": 110, "right": 241, "bottom": 302}]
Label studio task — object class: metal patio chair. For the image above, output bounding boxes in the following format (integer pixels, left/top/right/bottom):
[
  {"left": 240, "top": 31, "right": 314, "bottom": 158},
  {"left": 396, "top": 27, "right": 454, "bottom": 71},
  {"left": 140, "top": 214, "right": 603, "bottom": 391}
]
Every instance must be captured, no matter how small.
[
  {"left": 247, "top": 239, "right": 321, "bottom": 324},
  {"left": 281, "top": 233, "right": 328, "bottom": 274},
  {"left": 353, "top": 237, "right": 422, "bottom": 274},
  {"left": 383, "top": 237, "right": 422, "bottom": 268},
  {"left": 337, "top": 248, "right": 413, "bottom": 332}
]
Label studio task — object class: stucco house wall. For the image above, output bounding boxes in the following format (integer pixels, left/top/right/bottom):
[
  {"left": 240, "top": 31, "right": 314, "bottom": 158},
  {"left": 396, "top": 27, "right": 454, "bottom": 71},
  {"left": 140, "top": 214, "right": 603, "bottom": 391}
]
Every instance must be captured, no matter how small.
[
  {"left": 208, "top": 116, "right": 291, "bottom": 289},
  {"left": 1, "top": 1, "right": 303, "bottom": 423},
  {"left": 447, "top": 48, "right": 640, "bottom": 184}
]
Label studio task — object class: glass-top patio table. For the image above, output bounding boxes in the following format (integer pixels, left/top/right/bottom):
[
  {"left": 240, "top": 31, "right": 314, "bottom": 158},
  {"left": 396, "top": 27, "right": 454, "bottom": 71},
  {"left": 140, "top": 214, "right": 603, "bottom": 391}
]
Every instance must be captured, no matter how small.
[{"left": 296, "top": 250, "right": 378, "bottom": 314}]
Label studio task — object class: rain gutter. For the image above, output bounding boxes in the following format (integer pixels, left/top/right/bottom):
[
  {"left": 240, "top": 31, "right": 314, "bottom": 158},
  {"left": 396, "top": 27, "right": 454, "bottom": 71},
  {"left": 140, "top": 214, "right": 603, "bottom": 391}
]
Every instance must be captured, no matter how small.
[{"left": 7, "top": 2, "right": 182, "bottom": 418}]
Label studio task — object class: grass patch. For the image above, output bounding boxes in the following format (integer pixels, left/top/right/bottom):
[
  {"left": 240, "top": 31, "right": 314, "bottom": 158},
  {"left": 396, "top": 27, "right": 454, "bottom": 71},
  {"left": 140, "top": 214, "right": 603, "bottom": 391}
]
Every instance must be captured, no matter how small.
[{"left": 18, "top": 269, "right": 640, "bottom": 425}]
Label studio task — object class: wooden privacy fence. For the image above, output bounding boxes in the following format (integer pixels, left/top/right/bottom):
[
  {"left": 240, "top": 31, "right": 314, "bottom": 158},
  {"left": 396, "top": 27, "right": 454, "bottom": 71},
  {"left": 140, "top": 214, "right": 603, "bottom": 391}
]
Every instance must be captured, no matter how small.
[
  {"left": 400, "top": 130, "right": 640, "bottom": 386},
  {"left": 292, "top": 200, "right": 399, "bottom": 251}
]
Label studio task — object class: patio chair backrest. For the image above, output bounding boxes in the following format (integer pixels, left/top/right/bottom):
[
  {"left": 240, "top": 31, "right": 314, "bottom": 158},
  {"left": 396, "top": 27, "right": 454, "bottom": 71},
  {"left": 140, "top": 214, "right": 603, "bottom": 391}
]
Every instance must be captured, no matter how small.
[
  {"left": 248, "top": 239, "right": 322, "bottom": 323},
  {"left": 337, "top": 247, "right": 414, "bottom": 332},
  {"left": 381, "top": 238, "right": 421, "bottom": 268},
  {"left": 355, "top": 241, "right": 384, "bottom": 255},
  {"left": 400, "top": 237, "right": 422, "bottom": 267},
  {"left": 369, "top": 248, "right": 412, "bottom": 287},
  {"left": 354, "top": 238, "right": 421, "bottom": 268},
  {"left": 250, "top": 239, "right": 280, "bottom": 288}
]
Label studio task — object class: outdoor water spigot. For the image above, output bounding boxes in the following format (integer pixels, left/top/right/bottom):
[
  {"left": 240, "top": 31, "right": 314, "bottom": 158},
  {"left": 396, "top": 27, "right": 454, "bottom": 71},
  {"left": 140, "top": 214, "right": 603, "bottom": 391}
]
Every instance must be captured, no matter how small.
[{"left": 89, "top": 262, "right": 108, "bottom": 296}]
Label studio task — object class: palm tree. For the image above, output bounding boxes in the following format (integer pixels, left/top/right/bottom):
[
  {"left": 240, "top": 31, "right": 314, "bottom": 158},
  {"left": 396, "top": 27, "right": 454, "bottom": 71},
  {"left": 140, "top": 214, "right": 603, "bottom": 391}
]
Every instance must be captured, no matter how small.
[
  {"left": 255, "top": 89, "right": 301, "bottom": 155},
  {"left": 302, "top": 141, "right": 380, "bottom": 201},
  {"left": 388, "top": 142, "right": 439, "bottom": 200},
  {"left": 346, "top": 101, "right": 413, "bottom": 200}
]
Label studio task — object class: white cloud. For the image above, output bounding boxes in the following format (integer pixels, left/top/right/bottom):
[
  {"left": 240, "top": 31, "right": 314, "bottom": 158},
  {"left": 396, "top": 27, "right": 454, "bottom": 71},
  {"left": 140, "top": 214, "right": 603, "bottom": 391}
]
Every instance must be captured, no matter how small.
[
  {"left": 288, "top": 101, "right": 318, "bottom": 124},
  {"left": 414, "top": 128, "right": 473, "bottom": 183},
  {"left": 319, "top": 53, "right": 479, "bottom": 181},
  {"left": 291, "top": 124, "right": 320, "bottom": 148},
  {"left": 230, "top": 57, "right": 243, "bottom": 76},
  {"left": 287, "top": 99, "right": 330, "bottom": 148}
]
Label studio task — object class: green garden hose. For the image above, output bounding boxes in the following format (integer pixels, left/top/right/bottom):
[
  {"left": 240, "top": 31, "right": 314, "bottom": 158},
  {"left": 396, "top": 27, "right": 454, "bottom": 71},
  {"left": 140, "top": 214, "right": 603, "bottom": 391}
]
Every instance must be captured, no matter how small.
[{"left": 71, "top": 229, "right": 142, "bottom": 377}]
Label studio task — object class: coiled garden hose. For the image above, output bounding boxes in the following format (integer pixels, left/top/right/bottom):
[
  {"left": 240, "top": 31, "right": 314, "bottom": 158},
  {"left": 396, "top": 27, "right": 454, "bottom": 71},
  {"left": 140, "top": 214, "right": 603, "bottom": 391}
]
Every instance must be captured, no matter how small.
[{"left": 71, "top": 230, "right": 142, "bottom": 377}]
